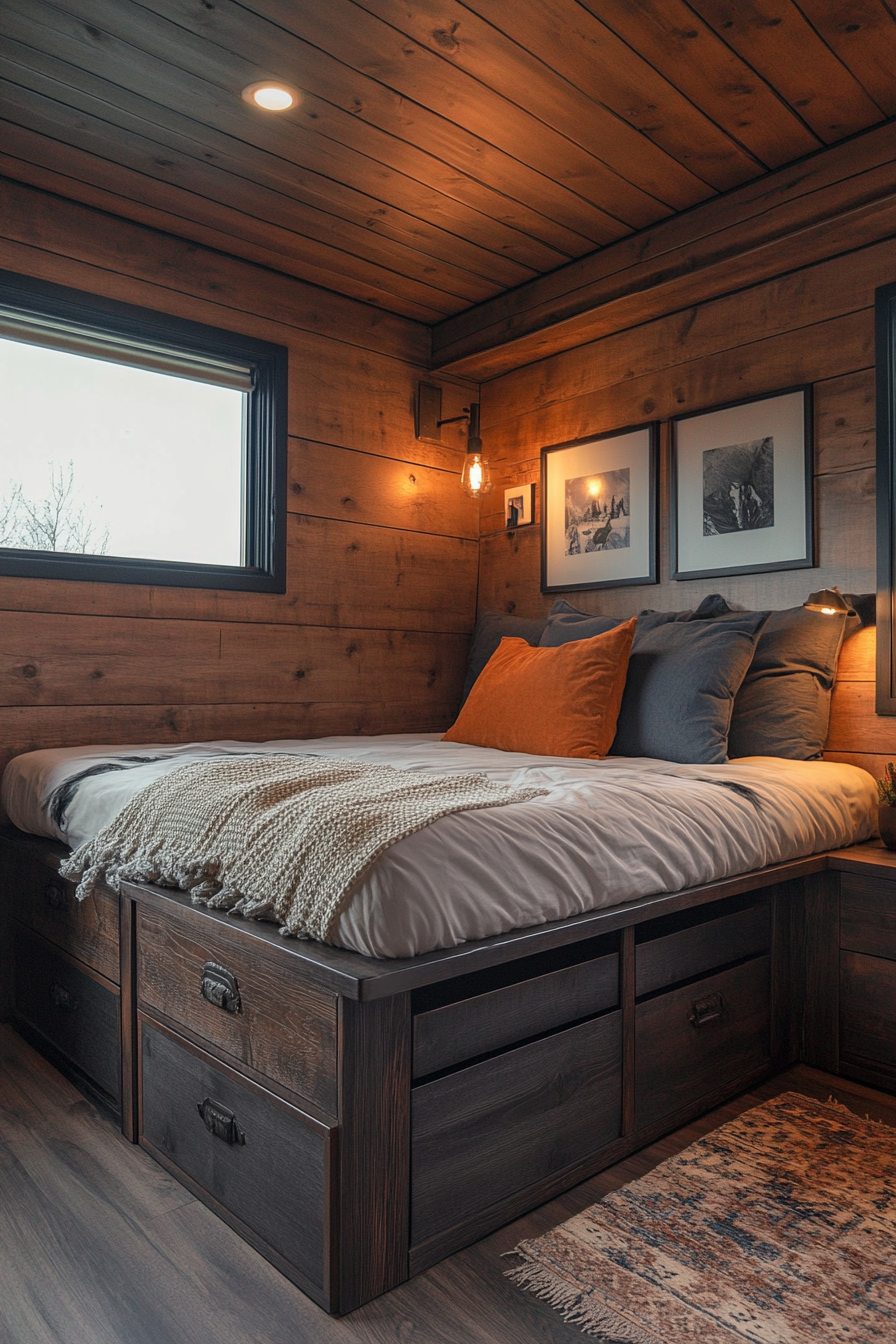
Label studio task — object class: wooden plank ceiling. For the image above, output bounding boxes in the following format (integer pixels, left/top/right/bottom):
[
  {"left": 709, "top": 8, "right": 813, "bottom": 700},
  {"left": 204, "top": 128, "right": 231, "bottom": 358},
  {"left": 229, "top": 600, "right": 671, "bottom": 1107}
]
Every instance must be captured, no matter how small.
[{"left": 2, "top": 0, "right": 896, "bottom": 326}]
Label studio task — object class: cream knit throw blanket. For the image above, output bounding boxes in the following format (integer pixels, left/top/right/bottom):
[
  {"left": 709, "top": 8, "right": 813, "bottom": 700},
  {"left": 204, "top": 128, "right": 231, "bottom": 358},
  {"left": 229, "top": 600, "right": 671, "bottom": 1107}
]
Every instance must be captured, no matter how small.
[{"left": 59, "top": 754, "right": 547, "bottom": 943}]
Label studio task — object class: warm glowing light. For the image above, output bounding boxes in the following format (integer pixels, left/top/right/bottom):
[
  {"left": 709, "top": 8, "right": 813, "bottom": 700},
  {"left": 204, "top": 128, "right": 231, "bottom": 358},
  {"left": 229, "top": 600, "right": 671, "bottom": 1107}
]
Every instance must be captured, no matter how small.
[
  {"left": 588, "top": 478, "right": 601, "bottom": 497},
  {"left": 821, "top": 606, "right": 837, "bottom": 615},
  {"left": 461, "top": 452, "right": 491, "bottom": 498},
  {"left": 242, "top": 82, "right": 301, "bottom": 112}
]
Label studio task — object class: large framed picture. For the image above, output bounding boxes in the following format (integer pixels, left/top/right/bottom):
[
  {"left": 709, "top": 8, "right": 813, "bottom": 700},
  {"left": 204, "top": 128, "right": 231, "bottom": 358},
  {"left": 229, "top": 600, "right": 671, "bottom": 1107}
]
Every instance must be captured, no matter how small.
[
  {"left": 672, "top": 387, "right": 813, "bottom": 581},
  {"left": 541, "top": 422, "right": 657, "bottom": 593}
]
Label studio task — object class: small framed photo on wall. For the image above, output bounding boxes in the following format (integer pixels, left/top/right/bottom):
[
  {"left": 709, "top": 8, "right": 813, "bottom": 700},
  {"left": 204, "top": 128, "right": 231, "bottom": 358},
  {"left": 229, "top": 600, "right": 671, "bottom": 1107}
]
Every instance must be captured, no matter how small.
[
  {"left": 671, "top": 387, "right": 813, "bottom": 581},
  {"left": 541, "top": 422, "right": 658, "bottom": 593},
  {"left": 504, "top": 482, "right": 535, "bottom": 528}
]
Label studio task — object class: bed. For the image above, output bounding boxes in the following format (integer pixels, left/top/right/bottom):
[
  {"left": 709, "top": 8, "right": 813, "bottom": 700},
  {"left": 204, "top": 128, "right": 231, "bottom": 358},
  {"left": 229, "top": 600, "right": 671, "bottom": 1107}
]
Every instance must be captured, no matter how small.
[{"left": 0, "top": 598, "right": 883, "bottom": 1313}]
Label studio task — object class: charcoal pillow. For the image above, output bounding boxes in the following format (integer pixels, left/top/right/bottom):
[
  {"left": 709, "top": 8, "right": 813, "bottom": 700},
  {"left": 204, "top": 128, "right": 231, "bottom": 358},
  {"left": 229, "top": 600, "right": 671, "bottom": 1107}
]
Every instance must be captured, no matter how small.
[
  {"left": 639, "top": 593, "right": 734, "bottom": 623},
  {"left": 611, "top": 611, "right": 769, "bottom": 764},
  {"left": 462, "top": 609, "right": 548, "bottom": 702},
  {"left": 728, "top": 606, "right": 859, "bottom": 759},
  {"left": 539, "top": 598, "right": 624, "bottom": 647},
  {"left": 539, "top": 600, "right": 768, "bottom": 763}
]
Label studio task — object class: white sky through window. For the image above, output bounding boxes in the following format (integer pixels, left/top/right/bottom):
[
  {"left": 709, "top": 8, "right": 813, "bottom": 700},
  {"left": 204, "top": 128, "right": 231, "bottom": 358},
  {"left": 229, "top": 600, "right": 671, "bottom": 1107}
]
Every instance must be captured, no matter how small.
[{"left": 0, "top": 336, "right": 244, "bottom": 565}]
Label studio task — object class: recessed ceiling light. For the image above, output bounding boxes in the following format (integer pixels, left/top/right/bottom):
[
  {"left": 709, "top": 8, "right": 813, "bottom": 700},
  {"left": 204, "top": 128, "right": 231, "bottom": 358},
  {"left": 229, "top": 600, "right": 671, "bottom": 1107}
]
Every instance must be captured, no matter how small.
[{"left": 242, "top": 81, "right": 301, "bottom": 112}]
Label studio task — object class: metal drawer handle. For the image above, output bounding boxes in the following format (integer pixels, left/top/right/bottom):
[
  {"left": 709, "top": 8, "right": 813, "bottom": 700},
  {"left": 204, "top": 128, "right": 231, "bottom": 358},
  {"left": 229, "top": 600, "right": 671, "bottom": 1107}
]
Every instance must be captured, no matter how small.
[
  {"left": 200, "top": 962, "right": 242, "bottom": 1014},
  {"left": 50, "top": 982, "right": 78, "bottom": 1013},
  {"left": 197, "top": 1097, "right": 246, "bottom": 1146},
  {"left": 44, "top": 881, "right": 70, "bottom": 911},
  {"left": 689, "top": 992, "right": 723, "bottom": 1027}
]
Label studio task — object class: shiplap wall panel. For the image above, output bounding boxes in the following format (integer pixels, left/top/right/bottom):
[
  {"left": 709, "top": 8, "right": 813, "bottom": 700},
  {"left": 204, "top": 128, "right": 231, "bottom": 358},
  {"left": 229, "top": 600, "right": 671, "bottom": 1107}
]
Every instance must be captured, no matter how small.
[{"left": 0, "top": 179, "right": 479, "bottom": 787}]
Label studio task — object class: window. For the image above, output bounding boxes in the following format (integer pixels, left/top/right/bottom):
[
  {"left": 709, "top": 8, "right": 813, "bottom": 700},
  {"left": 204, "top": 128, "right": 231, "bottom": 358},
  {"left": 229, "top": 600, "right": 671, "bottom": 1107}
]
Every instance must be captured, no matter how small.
[{"left": 0, "top": 271, "right": 287, "bottom": 591}]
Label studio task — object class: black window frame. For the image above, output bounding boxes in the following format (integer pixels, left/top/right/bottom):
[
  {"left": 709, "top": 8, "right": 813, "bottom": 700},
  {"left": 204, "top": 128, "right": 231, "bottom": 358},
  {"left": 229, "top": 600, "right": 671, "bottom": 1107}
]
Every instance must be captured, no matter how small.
[{"left": 0, "top": 270, "right": 288, "bottom": 592}]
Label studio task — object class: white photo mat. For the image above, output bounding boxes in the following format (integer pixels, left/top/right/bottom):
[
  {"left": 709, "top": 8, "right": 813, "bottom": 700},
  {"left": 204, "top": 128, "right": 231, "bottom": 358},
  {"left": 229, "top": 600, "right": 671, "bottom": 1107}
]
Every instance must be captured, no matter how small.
[
  {"left": 541, "top": 424, "right": 656, "bottom": 592},
  {"left": 672, "top": 388, "right": 812, "bottom": 580},
  {"left": 504, "top": 482, "right": 535, "bottom": 527}
]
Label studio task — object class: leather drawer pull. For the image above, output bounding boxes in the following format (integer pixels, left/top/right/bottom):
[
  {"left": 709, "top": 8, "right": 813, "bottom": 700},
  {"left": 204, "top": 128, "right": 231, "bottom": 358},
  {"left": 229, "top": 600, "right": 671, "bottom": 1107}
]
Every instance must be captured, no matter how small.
[
  {"left": 200, "top": 961, "right": 242, "bottom": 1014},
  {"left": 50, "top": 982, "right": 78, "bottom": 1013},
  {"left": 689, "top": 992, "right": 723, "bottom": 1027},
  {"left": 44, "top": 881, "right": 70, "bottom": 911},
  {"left": 197, "top": 1097, "right": 246, "bottom": 1146}
]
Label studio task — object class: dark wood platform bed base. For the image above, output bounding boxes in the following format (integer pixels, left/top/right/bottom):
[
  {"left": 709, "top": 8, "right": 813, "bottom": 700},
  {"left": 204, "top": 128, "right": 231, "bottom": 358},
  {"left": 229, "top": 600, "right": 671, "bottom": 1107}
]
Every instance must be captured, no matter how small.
[{"left": 2, "top": 827, "right": 894, "bottom": 1315}]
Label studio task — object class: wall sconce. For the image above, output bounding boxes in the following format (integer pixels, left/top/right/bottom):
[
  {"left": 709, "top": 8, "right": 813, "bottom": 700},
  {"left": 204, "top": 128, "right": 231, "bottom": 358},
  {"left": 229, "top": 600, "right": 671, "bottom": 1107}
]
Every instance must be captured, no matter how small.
[{"left": 415, "top": 383, "right": 491, "bottom": 497}]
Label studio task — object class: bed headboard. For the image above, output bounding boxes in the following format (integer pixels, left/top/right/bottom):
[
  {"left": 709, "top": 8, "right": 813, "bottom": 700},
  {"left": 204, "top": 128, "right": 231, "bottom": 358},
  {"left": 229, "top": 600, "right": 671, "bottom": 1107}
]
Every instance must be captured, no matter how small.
[{"left": 825, "top": 626, "right": 896, "bottom": 780}]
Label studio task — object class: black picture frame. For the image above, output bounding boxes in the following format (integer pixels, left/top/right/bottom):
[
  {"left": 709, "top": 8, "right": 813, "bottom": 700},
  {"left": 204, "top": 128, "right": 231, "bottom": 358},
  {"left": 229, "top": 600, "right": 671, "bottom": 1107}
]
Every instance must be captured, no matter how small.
[
  {"left": 875, "top": 280, "right": 896, "bottom": 713},
  {"left": 540, "top": 421, "right": 658, "bottom": 593},
  {"left": 0, "top": 270, "right": 288, "bottom": 592},
  {"left": 671, "top": 386, "right": 813, "bottom": 582}
]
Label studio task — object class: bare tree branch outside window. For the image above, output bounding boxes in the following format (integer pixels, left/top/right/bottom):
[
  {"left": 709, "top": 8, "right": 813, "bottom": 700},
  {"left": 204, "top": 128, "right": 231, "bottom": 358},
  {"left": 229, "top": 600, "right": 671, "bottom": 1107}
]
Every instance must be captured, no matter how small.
[{"left": 0, "top": 460, "right": 110, "bottom": 554}]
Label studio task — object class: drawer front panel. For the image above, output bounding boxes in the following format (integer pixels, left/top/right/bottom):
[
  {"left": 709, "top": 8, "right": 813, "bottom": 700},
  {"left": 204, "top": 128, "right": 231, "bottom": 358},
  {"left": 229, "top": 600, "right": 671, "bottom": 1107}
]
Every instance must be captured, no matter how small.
[
  {"left": 13, "top": 924, "right": 120, "bottom": 1103},
  {"left": 840, "top": 875, "right": 896, "bottom": 961},
  {"left": 413, "top": 951, "right": 618, "bottom": 1078},
  {"left": 636, "top": 902, "right": 770, "bottom": 998},
  {"left": 12, "top": 853, "right": 119, "bottom": 984},
  {"left": 635, "top": 956, "right": 770, "bottom": 1132},
  {"left": 140, "top": 1020, "right": 328, "bottom": 1295},
  {"left": 840, "top": 950, "right": 896, "bottom": 1076},
  {"left": 137, "top": 908, "right": 338, "bottom": 1115},
  {"left": 412, "top": 1010, "right": 621, "bottom": 1245}
]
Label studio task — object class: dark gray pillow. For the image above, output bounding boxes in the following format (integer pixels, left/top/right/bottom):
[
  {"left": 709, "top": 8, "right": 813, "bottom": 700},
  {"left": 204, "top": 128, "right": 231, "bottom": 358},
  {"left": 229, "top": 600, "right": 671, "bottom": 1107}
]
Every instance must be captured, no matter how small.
[
  {"left": 462, "top": 609, "right": 548, "bottom": 702},
  {"left": 639, "top": 594, "right": 734, "bottom": 623},
  {"left": 728, "top": 607, "right": 859, "bottom": 759},
  {"left": 610, "top": 610, "right": 769, "bottom": 764},
  {"left": 539, "top": 598, "right": 623, "bottom": 647}
]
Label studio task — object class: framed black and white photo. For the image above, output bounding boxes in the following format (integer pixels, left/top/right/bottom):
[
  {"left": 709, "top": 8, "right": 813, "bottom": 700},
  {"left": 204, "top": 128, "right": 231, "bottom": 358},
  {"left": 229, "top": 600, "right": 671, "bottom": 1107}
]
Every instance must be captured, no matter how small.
[
  {"left": 671, "top": 387, "right": 813, "bottom": 581},
  {"left": 541, "top": 422, "right": 657, "bottom": 593},
  {"left": 504, "top": 482, "right": 535, "bottom": 528}
]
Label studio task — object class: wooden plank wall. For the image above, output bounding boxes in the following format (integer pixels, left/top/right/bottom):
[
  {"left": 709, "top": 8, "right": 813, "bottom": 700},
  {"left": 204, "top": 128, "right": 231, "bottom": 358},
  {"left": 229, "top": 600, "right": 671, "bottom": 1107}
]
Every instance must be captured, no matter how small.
[
  {"left": 475, "top": 180, "right": 896, "bottom": 780},
  {"left": 0, "top": 176, "right": 479, "bottom": 788}
]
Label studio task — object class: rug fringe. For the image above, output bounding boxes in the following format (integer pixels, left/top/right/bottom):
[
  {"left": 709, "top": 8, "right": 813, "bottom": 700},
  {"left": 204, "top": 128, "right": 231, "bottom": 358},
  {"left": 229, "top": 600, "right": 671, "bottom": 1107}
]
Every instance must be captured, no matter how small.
[{"left": 505, "top": 1258, "right": 660, "bottom": 1343}]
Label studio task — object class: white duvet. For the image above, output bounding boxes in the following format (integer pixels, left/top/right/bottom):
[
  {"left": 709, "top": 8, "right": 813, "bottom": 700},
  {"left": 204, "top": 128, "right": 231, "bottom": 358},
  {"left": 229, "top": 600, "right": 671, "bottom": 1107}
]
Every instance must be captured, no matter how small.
[{"left": 1, "top": 735, "right": 877, "bottom": 958}]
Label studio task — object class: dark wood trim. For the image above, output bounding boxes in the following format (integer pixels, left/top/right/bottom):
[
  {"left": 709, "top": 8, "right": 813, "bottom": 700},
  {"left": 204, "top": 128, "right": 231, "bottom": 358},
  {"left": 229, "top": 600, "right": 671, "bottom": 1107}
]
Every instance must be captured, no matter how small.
[
  {"left": 0, "top": 269, "right": 288, "bottom": 592},
  {"left": 118, "top": 894, "right": 137, "bottom": 1143},
  {"left": 801, "top": 868, "right": 840, "bottom": 1072},
  {"left": 876, "top": 277, "right": 896, "bottom": 712},
  {"left": 122, "top": 855, "right": 828, "bottom": 1000},
  {"left": 335, "top": 994, "right": 411, "bottom": 1314},
  {"left": 621, "top": 925, "right": 635, "bottom": 1137}
]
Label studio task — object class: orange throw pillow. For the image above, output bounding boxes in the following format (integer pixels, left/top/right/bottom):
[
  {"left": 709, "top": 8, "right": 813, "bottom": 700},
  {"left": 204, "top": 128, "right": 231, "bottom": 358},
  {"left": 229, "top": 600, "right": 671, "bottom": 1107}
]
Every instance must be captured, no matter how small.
[{"left": 443, "top": 617, "right": 636, "bottom": 758}]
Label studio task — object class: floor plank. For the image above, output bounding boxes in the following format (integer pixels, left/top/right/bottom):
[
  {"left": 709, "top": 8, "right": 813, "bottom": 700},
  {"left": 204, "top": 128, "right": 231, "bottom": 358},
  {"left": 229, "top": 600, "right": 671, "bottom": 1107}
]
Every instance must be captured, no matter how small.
[{"left": 0, "top": 1023, "right": 893, "bottom": 1343}]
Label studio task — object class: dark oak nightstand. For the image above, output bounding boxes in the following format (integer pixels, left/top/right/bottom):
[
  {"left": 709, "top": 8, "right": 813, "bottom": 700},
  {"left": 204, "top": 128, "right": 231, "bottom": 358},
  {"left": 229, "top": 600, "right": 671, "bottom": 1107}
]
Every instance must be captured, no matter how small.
[{"left": 827, "top": 842, "right": 896, "bottom": 1093}]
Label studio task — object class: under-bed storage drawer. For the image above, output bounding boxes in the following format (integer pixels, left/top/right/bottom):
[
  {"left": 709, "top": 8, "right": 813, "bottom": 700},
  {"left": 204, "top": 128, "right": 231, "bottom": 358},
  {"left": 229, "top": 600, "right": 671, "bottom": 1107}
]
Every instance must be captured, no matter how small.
[
  {"left": 840, "top": 875, "right": 896, "bottom": 960},
  {"left": 136, "top": 907, "right": 338, "bottom": 1115},
  {"left": 635, "top": 898, "right": 770, "bottom": 997},
  {"left": 13, "top": 923, "right": 120, "bottom": 1104},
  {"left": 840, "top": 950, "right": 896, "bottom": 1081},
  {"left": 635, "top": 955, "right": 770, "bottom": 1132},
  {"left": 140, "top": 1019, "right": 333, "bottom": 1305},
  {"left": 413, "top": 950, "right": 618, "bottom": 1078},
  {"left": 411, "top": 1010, "right": 621, "bottom": 1246},
  {"left": 10, "top": 853, "right": 119, "bottom": 984}
]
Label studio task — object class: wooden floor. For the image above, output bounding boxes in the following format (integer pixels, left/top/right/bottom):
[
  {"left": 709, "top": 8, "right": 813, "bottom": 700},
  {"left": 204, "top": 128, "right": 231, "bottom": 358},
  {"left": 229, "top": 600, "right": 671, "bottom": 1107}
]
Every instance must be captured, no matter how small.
[{"left": 1, "top": 1026, "right": 895, "bottom": 1344}]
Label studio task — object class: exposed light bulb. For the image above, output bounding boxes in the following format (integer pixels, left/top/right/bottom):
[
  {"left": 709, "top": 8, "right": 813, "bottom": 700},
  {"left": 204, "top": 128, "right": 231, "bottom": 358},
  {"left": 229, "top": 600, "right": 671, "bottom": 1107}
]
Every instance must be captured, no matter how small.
[
  {"left": 461, "top": 452, "right": 491, "bottom": 498},
  {"left": 242, "top": 82, "right": 301, "bottom": 112}
]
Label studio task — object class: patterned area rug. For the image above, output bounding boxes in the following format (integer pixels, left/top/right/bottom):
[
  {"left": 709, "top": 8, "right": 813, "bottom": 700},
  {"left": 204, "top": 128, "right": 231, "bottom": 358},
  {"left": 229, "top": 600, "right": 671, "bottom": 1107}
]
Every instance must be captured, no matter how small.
[{"left": 507, "top": 1092, "right": 896, "bottom": 1342}]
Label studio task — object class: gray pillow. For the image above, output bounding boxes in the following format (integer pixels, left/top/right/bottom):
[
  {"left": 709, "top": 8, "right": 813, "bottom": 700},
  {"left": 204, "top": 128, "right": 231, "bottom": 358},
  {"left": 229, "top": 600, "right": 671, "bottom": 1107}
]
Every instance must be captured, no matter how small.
[
  {"left": 462, "top": 609, "right": 548, "bottom": 702},
  {"left": 639, "top": 594, "right": 734, "bottom": 623},
  {"left": 728, "top": 606, "right": 859, "bottom": 759},
  {"left": 611, "top": 611, "right": 769, "bottom": 764},
  {"left": 539, "top": 598, "right": 623, "bottom": 647}
]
